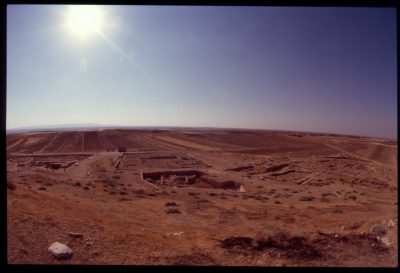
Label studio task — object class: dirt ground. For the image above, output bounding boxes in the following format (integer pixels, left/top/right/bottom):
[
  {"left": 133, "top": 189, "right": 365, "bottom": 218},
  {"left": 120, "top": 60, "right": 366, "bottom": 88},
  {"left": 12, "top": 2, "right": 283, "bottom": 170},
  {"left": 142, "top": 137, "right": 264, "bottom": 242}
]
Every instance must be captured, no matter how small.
[{"left": 6, "top": 129, "right": 398, "bottom": 266}]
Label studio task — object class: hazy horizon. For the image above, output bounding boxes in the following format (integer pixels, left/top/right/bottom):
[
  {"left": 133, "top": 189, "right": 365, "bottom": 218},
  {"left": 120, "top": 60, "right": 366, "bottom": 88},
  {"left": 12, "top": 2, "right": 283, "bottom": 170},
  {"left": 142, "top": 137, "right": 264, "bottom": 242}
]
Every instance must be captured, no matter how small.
[
  {"left": 7, "top": 5, "right": 397, "bottom": 139},
  {"left": 6, "top": 122, "right": 397, "bottom": 141}
]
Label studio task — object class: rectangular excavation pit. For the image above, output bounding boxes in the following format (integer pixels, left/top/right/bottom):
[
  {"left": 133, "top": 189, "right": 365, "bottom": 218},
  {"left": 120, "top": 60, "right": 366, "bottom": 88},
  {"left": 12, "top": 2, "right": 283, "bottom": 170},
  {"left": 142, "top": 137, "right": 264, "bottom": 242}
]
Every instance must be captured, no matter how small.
[
  {"left": 141, "top": 170, "right": 241, "bottom": 190},
  {"left": 117, "top": 152, "right": 208, "bottom": 170},
  {"left": 9, "top": 153, "right": 93, "bottom": 170}
]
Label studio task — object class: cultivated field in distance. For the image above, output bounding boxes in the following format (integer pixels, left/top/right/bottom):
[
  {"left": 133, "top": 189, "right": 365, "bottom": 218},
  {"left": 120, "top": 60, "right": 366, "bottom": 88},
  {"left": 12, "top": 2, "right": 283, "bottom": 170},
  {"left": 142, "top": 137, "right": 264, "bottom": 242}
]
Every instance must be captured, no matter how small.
[{"left": 6, "top": 129, "right": 398, "bottom": 266}]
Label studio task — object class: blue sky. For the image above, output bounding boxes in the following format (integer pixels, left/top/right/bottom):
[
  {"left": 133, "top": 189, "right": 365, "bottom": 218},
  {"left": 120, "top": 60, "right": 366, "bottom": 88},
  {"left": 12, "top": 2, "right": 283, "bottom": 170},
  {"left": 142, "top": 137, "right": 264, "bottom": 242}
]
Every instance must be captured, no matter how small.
[{"left": 7, "top": 5, "right": 397, "bottom": 139}]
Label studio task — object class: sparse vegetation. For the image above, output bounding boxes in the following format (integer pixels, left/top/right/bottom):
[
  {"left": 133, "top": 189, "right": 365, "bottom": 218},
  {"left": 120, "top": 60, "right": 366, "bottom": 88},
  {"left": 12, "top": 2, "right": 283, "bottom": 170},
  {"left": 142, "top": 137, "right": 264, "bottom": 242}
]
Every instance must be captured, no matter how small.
[
  {"left": 165, "top": 201, "right": 179, "bottom": 207},
  {"left": 299, "top": 196, "right": 315, "bottom": 201},
  {"left": 344, "top": 193, "right": 357, "bottom": 201},
  {"left": 7, "top": 180, "right": 16, "bottom": 190},
  {"left": 188, "top": 191, "right": 198, "bottom": 196},
  {"left": 6, "top": 128, "right": 397, "bottom": 266},
  {"left": 166, "top": 208, "right": 181, "bottom": 214}
]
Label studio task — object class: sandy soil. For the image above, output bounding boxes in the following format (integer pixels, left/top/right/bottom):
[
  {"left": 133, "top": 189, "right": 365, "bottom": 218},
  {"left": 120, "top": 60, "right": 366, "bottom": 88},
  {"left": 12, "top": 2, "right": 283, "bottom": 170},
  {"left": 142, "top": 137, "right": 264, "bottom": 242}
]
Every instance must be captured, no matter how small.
[{"left": 6, "top": 129, "right": 398, "bottom": 266}]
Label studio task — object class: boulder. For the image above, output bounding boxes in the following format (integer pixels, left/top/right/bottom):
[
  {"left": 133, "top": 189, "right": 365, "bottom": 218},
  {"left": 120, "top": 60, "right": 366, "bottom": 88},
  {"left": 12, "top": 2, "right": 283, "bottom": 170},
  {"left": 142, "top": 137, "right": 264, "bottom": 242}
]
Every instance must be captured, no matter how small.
[{"left": 48, "top": 242, "right": 73, "bottom": 259}]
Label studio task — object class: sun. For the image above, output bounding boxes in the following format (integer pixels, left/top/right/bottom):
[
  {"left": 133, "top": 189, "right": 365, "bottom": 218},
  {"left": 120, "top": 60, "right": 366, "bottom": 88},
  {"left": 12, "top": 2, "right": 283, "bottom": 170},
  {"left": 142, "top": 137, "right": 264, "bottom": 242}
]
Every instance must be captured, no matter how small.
[{"left": 65, "top": 5, "right": 104, "bottom": 40}]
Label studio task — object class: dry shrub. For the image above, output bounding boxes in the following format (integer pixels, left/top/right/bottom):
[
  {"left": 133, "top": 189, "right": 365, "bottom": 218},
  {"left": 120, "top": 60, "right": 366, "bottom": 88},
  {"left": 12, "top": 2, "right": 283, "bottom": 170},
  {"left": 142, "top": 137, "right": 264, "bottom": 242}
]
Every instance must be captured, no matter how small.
[
  {"left": 7, "top": 180, "right": 16, "bottom": 190},
  {"left": 221, "top": 236, "right": 254, "bottom": 250},
  {"left": 254, "top": 229, "right": 321, "bottom": 260},
  {"left": 166, "top": 208, "right": 181, "bottom": 214},
  {"left": 165, "top": 201, "right": 178, "bottom": 207}
]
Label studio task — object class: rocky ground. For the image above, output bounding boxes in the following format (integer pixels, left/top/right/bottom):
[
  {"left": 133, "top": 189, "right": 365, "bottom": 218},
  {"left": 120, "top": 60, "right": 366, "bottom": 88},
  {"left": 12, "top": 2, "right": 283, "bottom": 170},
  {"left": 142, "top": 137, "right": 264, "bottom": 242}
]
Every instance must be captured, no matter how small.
[{"left": 6, "top": 129, "right": 398, "bottom": 266}]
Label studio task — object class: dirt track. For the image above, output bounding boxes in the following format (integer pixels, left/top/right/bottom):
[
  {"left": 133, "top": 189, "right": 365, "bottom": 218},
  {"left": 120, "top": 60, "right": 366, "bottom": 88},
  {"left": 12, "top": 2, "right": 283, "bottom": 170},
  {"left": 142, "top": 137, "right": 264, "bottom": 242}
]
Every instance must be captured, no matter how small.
[{"left": 6, "top": 129, "right": 398, "bottom": 266}]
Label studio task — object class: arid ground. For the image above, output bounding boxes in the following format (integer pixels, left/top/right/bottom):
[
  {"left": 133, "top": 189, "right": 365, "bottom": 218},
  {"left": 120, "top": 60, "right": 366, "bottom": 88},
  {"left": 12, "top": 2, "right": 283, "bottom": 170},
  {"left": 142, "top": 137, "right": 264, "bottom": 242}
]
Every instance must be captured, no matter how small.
[{"left": 6, "top": 129, "right": 398, "bottom": 266}]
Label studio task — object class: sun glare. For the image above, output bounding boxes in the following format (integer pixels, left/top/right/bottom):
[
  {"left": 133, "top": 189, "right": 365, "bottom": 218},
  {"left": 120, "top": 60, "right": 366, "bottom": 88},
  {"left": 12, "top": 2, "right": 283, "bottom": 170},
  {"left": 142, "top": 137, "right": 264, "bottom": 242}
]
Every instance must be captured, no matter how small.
[{"left": 65, "top": 5, "right": 103, "bottom": 40}]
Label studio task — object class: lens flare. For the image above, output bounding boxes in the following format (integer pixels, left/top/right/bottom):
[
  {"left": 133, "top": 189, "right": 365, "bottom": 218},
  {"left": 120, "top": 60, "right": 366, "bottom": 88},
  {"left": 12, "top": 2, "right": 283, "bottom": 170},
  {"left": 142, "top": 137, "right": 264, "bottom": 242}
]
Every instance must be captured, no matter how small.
[{"left": 65, "top": 5, "right": 103, "bottom": 40}]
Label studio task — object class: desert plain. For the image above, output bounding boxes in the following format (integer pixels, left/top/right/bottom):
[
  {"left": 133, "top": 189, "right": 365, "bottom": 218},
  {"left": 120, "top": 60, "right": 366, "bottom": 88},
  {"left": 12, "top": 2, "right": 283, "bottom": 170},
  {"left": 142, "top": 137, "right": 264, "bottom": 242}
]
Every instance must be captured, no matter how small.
[{"left": 6, "top": 129, "right": 398, "bottom": 266}]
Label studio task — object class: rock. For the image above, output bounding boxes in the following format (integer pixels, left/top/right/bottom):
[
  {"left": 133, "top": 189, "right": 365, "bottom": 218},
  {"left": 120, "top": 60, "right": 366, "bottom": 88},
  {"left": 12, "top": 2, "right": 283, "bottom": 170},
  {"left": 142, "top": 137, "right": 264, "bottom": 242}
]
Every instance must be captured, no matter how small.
[
  {"left": 347, "top": 220, "right": 363, "bottom": 230},
  {"left": 387, "top": 219, "right": 396, "bottom": 228},
  {"left": 68, "top": 232, "right": 83, "bottom": 239},
  {"left": 379, "top": 236, "right": 392, "bottom": 247},
  {"left": 344, "top": 193, "right": 357, "bottom": 201},
  {"left": 239, "top": 185, "right": 246, "bottom": 193},
  {"left": 370, "top": 224, "right": 387, "bottom": 236},
  {"left": 48, "top": 242, "right": 73, "bottom": 259}
]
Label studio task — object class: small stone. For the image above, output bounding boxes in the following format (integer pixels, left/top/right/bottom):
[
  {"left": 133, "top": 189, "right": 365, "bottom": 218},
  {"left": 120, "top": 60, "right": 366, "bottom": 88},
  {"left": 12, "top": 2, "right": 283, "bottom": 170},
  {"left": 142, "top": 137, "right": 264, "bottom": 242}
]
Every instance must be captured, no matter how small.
[
  {"left": 380, "top": 237, "right": 392, "bottom": 247},
  {"left": 68, "top": 232, "right": 83, "bottom": 239},
  {"left": 347, "top": 220, "right": 363, "bottom": 230},
  {"left": 48, "top": 242, "right": 73, "bottom": 259},
  {"left": 387, "top": 219, "right": 396, "bottom": 228},
  {"left": 370, "top": 224, "right": 387, "bottom": 236}
]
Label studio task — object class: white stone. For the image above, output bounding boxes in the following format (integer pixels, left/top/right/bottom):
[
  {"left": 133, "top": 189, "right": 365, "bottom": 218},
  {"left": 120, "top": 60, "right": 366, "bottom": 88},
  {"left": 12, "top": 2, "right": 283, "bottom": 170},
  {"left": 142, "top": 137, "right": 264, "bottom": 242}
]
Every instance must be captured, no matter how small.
[
  {"left": 380, "top": 237, "right": 392, "bottom": 247},
  {"left": 48, "top": 242, "right": 73, "bottom": 259},
  {"left": 387, "top": 219, "right": 396, "bottom": 228}
]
